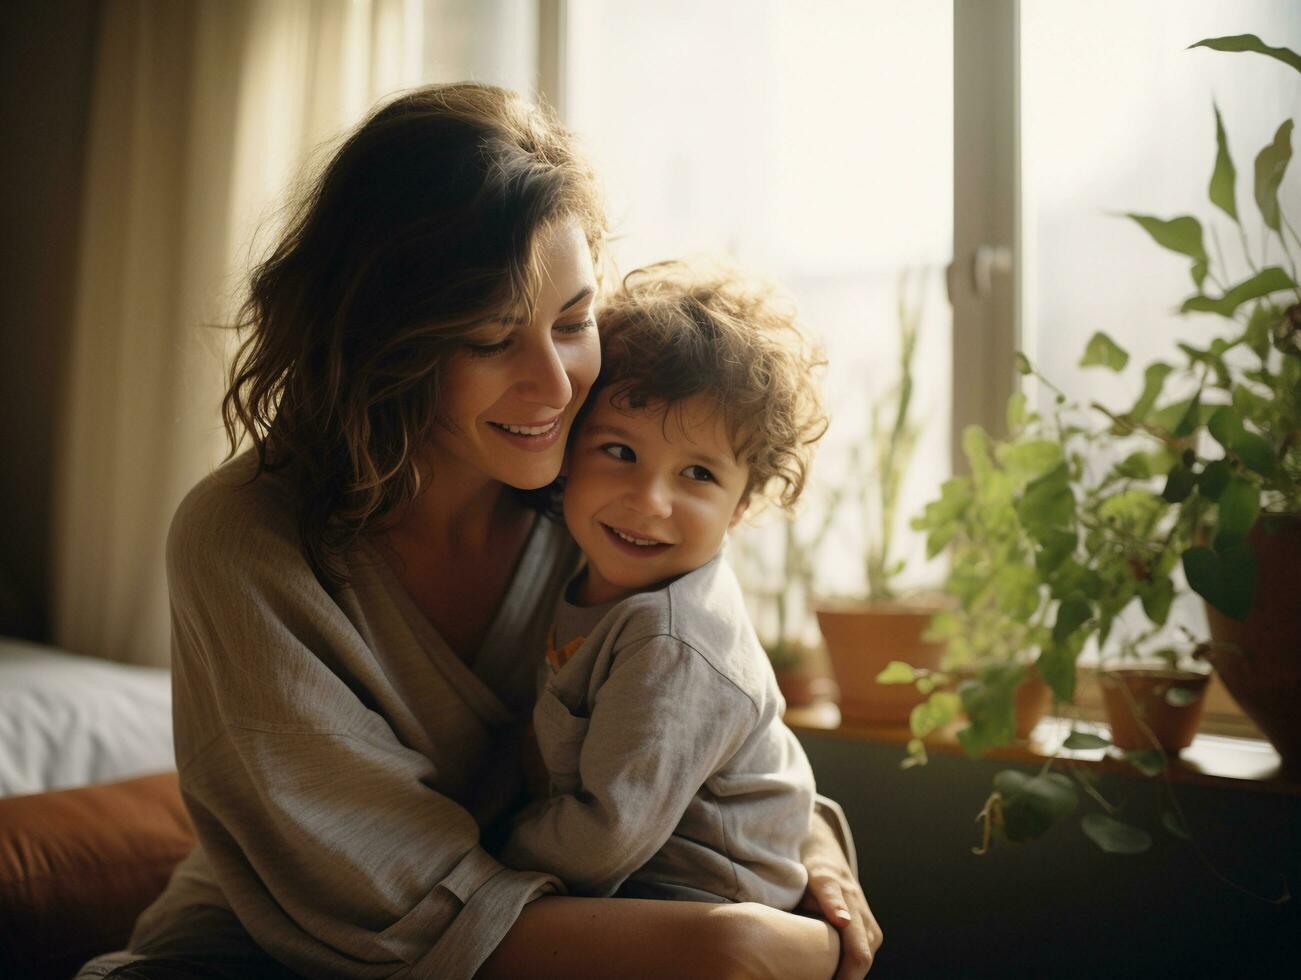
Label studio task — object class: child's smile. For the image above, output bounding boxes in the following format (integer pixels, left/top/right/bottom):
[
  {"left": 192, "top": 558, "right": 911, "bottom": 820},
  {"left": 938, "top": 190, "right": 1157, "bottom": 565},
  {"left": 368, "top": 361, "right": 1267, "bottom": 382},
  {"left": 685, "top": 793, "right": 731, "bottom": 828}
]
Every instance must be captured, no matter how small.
[{"left": 563, "top": 389, "right": 751, "bottom": 606}]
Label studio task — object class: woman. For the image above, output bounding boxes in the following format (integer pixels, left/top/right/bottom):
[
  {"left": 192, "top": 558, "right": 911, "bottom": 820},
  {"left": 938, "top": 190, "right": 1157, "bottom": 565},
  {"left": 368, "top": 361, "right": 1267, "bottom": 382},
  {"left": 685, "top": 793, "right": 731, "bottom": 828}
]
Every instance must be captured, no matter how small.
[{"left": 78, "top": 84, "right": 880, "bottom": 980}]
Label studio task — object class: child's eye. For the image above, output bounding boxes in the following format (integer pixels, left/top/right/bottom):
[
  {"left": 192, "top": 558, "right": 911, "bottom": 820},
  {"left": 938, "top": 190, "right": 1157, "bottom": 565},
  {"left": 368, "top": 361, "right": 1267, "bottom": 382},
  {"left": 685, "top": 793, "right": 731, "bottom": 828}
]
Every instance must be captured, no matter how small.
[
  {"left": 600, "top": 443, "right": 636, "bottom": 462},
  {"left": 682, "top": 465, "right": 715, "bottom": 483},
  {"left": 555, "top": 317, "right": 596, "bottom": 336}
]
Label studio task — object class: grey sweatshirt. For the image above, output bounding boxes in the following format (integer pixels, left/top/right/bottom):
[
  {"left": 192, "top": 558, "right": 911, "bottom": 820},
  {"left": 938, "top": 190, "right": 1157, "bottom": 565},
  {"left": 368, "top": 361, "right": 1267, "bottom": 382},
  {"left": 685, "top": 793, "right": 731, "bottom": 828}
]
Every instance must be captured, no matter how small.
[{"left": 500, "top": 555, "right": 816, "bottom": 910}]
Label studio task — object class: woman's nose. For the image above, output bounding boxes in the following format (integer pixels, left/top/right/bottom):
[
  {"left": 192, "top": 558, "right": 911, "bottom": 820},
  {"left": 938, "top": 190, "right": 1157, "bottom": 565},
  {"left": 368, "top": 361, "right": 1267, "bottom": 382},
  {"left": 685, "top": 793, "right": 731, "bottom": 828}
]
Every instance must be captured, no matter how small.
[{"left": 518, "top": 336, "right": 573, "bottom": 409}]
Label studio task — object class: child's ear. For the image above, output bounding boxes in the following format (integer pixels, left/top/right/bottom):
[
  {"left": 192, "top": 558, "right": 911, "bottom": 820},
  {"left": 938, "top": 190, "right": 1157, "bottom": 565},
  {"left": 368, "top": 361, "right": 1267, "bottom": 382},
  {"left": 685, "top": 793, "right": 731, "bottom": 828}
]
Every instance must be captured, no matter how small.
[{"left": 728, "top": 496, "right": 750, "bottom": 530}]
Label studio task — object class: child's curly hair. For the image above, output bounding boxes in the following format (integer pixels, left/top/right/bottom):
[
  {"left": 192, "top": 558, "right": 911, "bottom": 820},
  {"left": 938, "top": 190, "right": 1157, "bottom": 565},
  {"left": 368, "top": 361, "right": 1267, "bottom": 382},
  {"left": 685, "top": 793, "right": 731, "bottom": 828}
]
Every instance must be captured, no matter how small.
[{"left": 593, "top": 260, "right": 828, "bottom": 511}]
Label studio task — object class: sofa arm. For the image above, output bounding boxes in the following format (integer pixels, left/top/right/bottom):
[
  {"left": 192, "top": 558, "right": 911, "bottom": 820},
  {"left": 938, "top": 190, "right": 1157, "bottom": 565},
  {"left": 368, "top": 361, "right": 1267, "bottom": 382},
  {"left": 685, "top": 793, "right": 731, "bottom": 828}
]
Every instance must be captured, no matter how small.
[{"left": 0, "top": 772, "right": 194, "bottom": 980}]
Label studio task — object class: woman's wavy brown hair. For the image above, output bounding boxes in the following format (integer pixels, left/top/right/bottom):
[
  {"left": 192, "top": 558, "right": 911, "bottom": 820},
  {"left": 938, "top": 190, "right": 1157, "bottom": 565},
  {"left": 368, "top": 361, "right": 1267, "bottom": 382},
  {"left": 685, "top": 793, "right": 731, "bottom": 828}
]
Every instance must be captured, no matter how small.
[
  {"left": 222, "top": 83, "right": 605, "bottom": 587},
  {"left": 592, "top": 260, "right": 828, "bottom": 511}
]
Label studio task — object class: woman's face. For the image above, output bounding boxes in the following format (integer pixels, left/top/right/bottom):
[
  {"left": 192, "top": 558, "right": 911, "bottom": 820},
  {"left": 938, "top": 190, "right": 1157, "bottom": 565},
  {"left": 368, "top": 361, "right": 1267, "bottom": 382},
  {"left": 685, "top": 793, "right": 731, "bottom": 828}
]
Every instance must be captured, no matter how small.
[{"left": 431, "top": 219, "right": 600, "bottom": 491}]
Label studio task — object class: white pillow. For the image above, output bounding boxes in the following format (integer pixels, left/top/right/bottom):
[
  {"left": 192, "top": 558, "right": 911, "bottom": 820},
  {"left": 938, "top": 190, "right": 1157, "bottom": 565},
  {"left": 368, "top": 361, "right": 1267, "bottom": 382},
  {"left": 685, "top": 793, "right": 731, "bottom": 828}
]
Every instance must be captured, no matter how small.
[{"left": 0, "top": 635, "right": 174, "bottom": 796}]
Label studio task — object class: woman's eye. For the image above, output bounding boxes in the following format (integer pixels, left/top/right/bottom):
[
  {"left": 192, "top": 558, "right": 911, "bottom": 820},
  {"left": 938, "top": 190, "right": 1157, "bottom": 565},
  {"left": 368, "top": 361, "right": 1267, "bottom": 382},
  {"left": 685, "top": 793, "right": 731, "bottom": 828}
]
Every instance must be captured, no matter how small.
[
  {"left": 465, "top": 338, "right": 512, "bottom": 358},
  {"left": 600, "top": 443, "right": 635, "bottom": 462},
  {"left": 683, "top": 465, "right": 715, "bottom": 483},
  {"left": 555, "top": 317, "right": 596, "bottom": 336}
]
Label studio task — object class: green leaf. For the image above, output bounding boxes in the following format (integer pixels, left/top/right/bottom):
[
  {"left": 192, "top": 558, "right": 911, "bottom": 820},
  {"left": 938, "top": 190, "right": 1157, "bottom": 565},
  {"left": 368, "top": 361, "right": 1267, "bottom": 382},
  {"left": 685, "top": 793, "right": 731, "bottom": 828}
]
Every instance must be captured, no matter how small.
[
  {"left": 1126, "top": 214, "right": 1209, "bottom": 289},
  {"left": 1035, "top": 528, "right": 1078, "bottom": 574},
  {"left": 1128, "top": 363, "right": 1174, "bottom": 422},
  {"left": 1207, "top": 405, "right": 1243, "bottom": 449},
  {"left": 876, "top": 661, "right": 918, "bottom": 685},
  {"left": 1052, "top": 594, "right": 1092, "bottom": 645},
  {"left": 1016, "top": 463, "right": 1074, "bottom": 540},
  {"left": 1162, "top": 809, "right": 1192, "bottom": 841},
  {"left": 962, "top": 425, "right": 993, "bottom": 478},
  {"left": 1198, "top": 458, "right": 1232, "bottom": 501},
  {"left": 1082, "top": 813, "right": 1153, "bottom": 854},
  {"left": 1138, "top": 576, "right": 1175, "bottom": 627},
  {"left": 1244, "top": 303, "right": 1279, "bottom": 360},
  {"left": 1233, "top": 431, "right": 1276, "bottom": 476},
  {"left": 1190, "top": 34, "right": 1301, "bottom": 75},
  {"left": 1173, "top": 390, "right": 1202, "bottom": 437},
  {"left": 996, "top": 439, "right": 1063, "bottom": 483},
  {"left": 1014, "top": 351, "right": 1032, "bottom": 376},
  {"left": 1113, "top": 452, "right": 1151, "bottom": 480},
  {"left": 1080, "top": 332, "right": 1129, "bottom": 371},
  {"left": 1183, "top": 543, "right": 1259, "bottom": 620},
  {"left": 1182, "top": 267, "right": 1297, "bottom": 317},
  {"left": 955, "top": 665, "right": 1022, "bottom": 755},
  {"left": 1209, "top": 103, "right": 1238, "bottom": 221},
  {"left": 909, "top": 690, "right": 962, "bottom": 739},
  {"left": 993, "top": 563, "right": 1043, "bottom": 622},
  {"left": 994, "top": 770, "right": 1078, "bottom": 843},
  {"left": 1038, "top": 637, "right": 1080, "bottom": 704},
  {"left": 1216, "top": 476, "right": 1260, "bottom": 544},
  {"left": 1063, "top": 730, "right": 1111, "bottom": 750},
  {"left": 1124, "top": 749, "right": 1167, "bottom": 777},
  {"left": 1255, "top": 120, "right": 1294, "bottom": 232},
  {"left": 1005, "top": 391, "right": 1027, "bottom": 431},
  {"left": 1161, "top": 464, "right": 1197, "bottom": 503}
]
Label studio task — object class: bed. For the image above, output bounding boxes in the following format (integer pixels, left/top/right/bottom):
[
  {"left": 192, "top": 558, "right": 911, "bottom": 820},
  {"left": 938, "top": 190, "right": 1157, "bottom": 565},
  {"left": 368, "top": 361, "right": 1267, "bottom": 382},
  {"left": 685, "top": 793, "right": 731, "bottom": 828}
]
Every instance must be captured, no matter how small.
[
  {"left": 0, "top": 635, "right": 174, "bottom": 797},
  {"left": 0, "top": 636, "right": 184, "bottom": 977}
]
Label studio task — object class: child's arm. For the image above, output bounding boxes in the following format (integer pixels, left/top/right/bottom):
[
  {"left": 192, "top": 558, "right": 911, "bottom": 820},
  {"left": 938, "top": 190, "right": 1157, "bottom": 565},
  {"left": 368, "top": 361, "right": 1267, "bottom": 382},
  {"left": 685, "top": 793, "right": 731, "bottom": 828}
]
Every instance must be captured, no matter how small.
[{"left": 499, "top": 635, "right": 754, "bottom": 896}]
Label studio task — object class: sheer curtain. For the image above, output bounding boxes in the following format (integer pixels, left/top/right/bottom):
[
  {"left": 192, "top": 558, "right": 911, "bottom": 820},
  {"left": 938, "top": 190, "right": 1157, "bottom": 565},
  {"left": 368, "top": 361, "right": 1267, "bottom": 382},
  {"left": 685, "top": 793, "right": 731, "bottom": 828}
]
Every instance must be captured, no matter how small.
[{"left": 52, "top": 0, "right": 428, "bottom": 666}]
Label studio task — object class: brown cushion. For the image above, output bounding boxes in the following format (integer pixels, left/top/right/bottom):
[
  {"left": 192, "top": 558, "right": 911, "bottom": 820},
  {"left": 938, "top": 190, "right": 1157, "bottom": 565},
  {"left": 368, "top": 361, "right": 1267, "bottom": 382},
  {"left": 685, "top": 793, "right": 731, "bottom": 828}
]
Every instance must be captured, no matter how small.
[{"left": 0, "top": 772, "right": 195, "bottom": 980}]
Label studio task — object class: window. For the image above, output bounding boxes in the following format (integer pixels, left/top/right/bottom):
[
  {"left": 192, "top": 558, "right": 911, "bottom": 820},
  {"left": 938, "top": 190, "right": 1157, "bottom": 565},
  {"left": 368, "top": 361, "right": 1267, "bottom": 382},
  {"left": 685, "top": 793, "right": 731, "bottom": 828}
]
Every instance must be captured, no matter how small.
[{"left": 561, "top": 0, "right": 955, "bottom": 647}]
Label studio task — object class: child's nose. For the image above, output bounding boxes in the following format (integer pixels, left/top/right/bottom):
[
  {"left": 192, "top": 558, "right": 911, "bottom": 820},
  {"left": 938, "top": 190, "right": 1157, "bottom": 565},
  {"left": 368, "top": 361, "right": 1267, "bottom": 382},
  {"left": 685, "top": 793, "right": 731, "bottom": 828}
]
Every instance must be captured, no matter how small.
[{"left": 625, "top": 476, "right": 672, "bottom": 518}]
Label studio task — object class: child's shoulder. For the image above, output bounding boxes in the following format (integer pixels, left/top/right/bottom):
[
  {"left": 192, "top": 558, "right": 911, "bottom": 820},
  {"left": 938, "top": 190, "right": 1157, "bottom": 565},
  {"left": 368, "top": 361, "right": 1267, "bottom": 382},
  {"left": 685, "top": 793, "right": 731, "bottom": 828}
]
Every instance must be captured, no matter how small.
[{"left": 652, "top": 557, "right": 775, "bottom": 699}]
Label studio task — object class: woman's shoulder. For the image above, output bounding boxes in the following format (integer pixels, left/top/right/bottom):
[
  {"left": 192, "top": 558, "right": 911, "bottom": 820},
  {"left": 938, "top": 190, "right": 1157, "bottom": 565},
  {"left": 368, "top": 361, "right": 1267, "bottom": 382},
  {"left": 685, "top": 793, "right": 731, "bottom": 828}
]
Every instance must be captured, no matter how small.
[{"left": 167, "top": 450, "right": 304, "bottom": 584}]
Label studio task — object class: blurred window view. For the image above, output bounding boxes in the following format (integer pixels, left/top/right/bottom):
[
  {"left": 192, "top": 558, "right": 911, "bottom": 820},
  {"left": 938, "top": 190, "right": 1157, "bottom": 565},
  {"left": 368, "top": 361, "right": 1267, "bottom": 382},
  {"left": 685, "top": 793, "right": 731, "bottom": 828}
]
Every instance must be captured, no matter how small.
[{"left": 563, "top": 0, "right": 955, "bottom": 646}]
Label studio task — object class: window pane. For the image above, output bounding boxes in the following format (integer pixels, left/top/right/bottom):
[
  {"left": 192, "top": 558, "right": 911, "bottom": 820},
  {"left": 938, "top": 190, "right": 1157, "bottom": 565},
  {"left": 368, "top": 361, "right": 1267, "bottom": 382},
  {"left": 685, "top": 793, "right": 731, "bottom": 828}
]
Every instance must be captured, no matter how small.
[
  {"left": 565, "top": 1, "right": 954, "bottom": 646},
  {"left": 1022, "top": 0, "right": 1301, "bottom": 409}
]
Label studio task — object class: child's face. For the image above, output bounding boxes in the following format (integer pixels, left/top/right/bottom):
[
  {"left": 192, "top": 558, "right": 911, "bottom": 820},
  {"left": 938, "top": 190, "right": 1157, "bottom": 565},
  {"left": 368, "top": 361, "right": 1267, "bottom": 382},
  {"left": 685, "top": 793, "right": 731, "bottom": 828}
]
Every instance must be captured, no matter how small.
[{"left": 563, "top": 389, "right": 750, "bottom": 605}]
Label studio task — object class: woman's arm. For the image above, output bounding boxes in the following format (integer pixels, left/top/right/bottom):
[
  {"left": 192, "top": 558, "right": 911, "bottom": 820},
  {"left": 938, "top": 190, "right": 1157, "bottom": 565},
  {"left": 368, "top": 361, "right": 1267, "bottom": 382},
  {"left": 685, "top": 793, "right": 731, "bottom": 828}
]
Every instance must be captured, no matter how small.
[
  {"left": 477, "top": 897, "right": 840, "bottom": 980},
  {"left": 799, "top": 807, "right": 883, "bottom": 979}
]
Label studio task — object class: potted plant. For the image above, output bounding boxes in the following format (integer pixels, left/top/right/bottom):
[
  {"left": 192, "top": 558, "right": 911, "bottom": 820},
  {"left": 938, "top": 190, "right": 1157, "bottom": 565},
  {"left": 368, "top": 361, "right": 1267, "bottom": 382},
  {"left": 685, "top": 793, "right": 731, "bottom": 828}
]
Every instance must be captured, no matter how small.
[
  {"left": 1087, "top": 33, "right": 1301, "bottom": 771},
  {"left": 891, "top": 32, "right": 1301, "bottom": 854},
  {"left": 812, "top": 271, "right": 950, "bottom": 724}
]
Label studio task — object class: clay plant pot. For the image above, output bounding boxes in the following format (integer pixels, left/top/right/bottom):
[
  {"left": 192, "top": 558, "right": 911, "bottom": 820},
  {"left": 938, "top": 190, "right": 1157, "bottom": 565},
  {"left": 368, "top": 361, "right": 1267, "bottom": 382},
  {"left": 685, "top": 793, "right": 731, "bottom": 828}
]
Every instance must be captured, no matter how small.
[
  {"left": 773, "top": 667, "right": 840, "bottom": 709},
  {"left": 1201, "top": 514, "right": 1301, "bottom": 772},
  {"left": 816, "top": 600, "right": 945, "bottom": 724},
  {"left": 1013, "top": 666, "right": 1054, "bottom": 740},
  {"left": 1099, "top": 667, "right": 1210, "bottom": 753}
]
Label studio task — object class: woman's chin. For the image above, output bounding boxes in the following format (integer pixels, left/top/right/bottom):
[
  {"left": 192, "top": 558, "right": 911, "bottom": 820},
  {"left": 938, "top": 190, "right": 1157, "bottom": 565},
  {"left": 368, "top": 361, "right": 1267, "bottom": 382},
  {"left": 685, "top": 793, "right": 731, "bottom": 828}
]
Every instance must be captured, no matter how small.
[{"left": 498, "top": 459, "right": 563, "bottom": 492}]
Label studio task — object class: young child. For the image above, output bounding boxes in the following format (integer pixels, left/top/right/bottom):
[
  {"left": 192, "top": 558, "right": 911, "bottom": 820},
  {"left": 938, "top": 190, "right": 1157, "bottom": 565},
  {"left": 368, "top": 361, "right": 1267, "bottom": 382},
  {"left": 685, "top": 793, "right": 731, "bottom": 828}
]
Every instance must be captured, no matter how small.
[{"left": 499, "top": 260, "right": 833, "bottom": 910}]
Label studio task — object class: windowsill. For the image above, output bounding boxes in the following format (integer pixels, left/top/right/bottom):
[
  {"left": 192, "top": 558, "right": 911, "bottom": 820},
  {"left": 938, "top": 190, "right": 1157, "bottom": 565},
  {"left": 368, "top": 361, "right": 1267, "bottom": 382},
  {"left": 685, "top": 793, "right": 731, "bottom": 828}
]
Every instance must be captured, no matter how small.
[{"left": 785, "top": 702, "right": 1300, "bottom": 797}]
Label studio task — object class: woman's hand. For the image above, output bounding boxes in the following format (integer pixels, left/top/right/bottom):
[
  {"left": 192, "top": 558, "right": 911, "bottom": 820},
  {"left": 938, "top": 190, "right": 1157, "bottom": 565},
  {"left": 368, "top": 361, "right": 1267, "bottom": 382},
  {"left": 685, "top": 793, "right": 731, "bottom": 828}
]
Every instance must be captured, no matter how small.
[{"left": 800, "top": 812, "right": 882, "bottom": 978}]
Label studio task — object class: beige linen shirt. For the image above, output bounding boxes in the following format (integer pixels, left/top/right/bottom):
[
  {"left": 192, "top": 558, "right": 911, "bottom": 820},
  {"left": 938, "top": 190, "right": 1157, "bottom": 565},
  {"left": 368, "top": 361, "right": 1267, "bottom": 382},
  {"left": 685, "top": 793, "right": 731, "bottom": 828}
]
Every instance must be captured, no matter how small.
[{"left": 130, "top": 454, "right": 581, "bottom": 980}]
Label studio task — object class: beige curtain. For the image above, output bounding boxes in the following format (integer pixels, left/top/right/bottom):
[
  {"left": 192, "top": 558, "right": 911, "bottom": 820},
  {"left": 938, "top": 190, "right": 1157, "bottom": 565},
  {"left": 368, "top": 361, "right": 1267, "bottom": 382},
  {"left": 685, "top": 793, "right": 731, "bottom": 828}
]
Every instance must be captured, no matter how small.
[{"left": 53, "top": 0, "right": 426, "bottom": 666}]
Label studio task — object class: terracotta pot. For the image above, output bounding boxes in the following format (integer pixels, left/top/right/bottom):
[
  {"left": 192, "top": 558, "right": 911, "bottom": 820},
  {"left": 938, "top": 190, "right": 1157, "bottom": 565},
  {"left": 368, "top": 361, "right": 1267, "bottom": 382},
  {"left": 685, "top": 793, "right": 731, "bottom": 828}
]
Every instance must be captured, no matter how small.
[
  {"left": 1201, "top": 514, "right": 1301, "bottom": 771},
  {"left": 1099, "top": 668, "right": 1209, "bottom": 753},
  {"left": 816, "top": 601, "right": 945, "bottom": 724},
  {"left": 773, "top": 667, "right": 840, "bottom": 709},
  {"left": 1013, "top": 667, "right": 1053, "bottom": 740}
]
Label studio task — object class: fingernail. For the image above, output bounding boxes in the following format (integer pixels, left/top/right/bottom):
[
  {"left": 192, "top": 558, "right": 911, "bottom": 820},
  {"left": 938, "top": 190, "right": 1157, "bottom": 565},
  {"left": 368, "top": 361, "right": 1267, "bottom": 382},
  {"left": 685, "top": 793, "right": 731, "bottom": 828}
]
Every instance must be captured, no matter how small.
[{"left": 836, "top": 908, "right": 852, "bottom": 922}]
